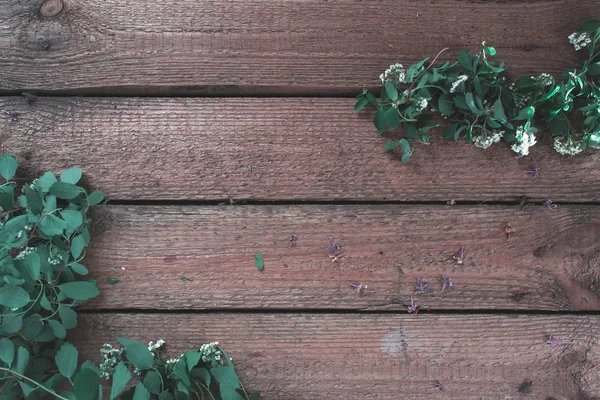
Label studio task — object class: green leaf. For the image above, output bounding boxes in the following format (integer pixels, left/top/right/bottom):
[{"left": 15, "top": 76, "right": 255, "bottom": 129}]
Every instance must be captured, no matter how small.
[
  {"left": 39, "top": 214, "right": 68, "bottom": 236},
  {"left": 437, "top": 94, "right": 454, "bottom": 116},
  {"left": 374, "top": 107, "right": 386, "bottom": 134},
  {"left": 255, "top": 252, "right": 264, "bottom": 271},
  {"left": 458, "top": 49, "right": 473, "bottom": 71},
  {"left": 132, "top": 383, "right": 151, "bottom": 400},
  {"left": 185, "top": 351, "right": 202, "bottom": 373},
  {"left": 0, "top": 285, "right": 30, "bottom": 308},
  {"left": 193, "top": 368, "right": 211, "bottom": 388},
  {"left": 73, "top": 368, "right": 99, "bottom": 400},
  {"left": 221, "top": 387, "right": 245, "bottom": 400},
  {"left": 61, "top": 210, "right": 83, "bottom": 230},
  {"left": 484, "top": 46, "right": 496, "bottom": 56},
  {"left": 587, "top": 62, "right": 600, "bottom": 76},
  {"left": 492, "top": 98, "right": 507, "bottom": 123},
  {"left": 60, "top": 168, "right": 82, "bottom": 184},
  {"left": 59, "top": 304, "right": 78, "bottom": 329},
  {"left": 48, "top": 320, "right": 67, "bottom": 339},
  {"left": 384, "top": 107, "right": 401, "bottom": 129},
  {"left": 70, "top": 262, "right": 89, "bottom": 276},
  {"left": 2, "top": 314, "right": 23, "bottom": 333},
  {"left": 366, "top": 92, "right": 377, "bottom": 106},
  {"left": 142, "top": 370, "right": 161, "bottom": 395},
  {"left": 0, "top": 155, "right": 18, "bottom": 181},
  {"left": 14, "top": 347, "right": 29, "bottom": 374},
  {"left": 71, "top": 235, "right": 86, "bottom": 259},
  {"left": 58, "top": 281, "right": 100, "bottom": 301},
  {"left": 36, "top": 172, "right": 58, "bottom": 192},
  {"left": 159, "top": 391, "right": 175, "bottom": 400},
  {"left": 578, "top": 19, "right": 600, "bottom": 32},
  {"left": 56, "top": 342, "right": 78, "bottom": 379},
  {"left": 384, "top": 81, "right": 398, "bottom": 101},
  {"left": 24, "top": 186, "right": 44, "bottom": 213},
  {"left": 173, "top": 358, "right": 191, "bottom": 387},
  {"left": 50, "top": 182, "right": 82, "bottom": 200},
  {"left": 400, "top": 152, "right": 411, "bottom": 164},
  {"left": 354, "top": 96, "right": 369, "bottom": 112},
  {"left": 515, "top": 106, "right": 535, "bottom": 120},
  {"left": 383, "top": 140, "right": 399, "bottom": 152},
  {"left": 0, "top": 338, "right": 15, "bottom": 366},
  {"left": 116, "top": 337, "right": 154, "bottom": 370},
  {"left": 20, "top": 252, "right": 41, "bottom": 282},
  {"left": 111, "top": 362, "right": 131, "bottom": 400},
  {"left": 106, "top": 277, "right": 120, "bottom": 285},
  {"left": 212, "top": 365, "right": 241, "bottom": 388},
  {"left": 87, "top": 191, "right": 105, "bottom": 206},
  {"left": 465, "top": 92, "right": 479, "bottom": 114}
]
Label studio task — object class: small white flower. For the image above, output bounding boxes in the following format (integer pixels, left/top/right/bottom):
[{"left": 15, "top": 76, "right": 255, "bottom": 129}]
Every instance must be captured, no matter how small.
[
  {"left": 414, "top": 97, "right": 428, "bottom": 112},
  {"left": 510, "top": 126, "right": 537, "bottom": 157},
  {"left": 554, "top": 137, "right": 583, "bottom": 155},
  {"left": 450, "top": 75, "right": 468, "bottom": 93},
  {"left": 568, "top": 32, "right": 591, "bottom": 51},
  {"left": 380, "top": 63, "right": 406, "bottom": 84},
  {"left": 589, "top": 133, "right": 600, "bottom": 149},
  {"left": 473, "top": 130, "right": 504, "bottom": 149}
]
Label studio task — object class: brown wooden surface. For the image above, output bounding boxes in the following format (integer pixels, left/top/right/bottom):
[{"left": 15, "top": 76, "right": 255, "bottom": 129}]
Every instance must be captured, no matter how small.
[
  {"left": 73, "top": 313, "right": 600, "bottom": 399},
  {"left": 2, "top": 96, "right": 600, "bottom": 202},
  {"left": 81, "top": 204, "right": 600, "bottom": 311},
  {"left": 0, "top": 1, "right": 598, "bottom": 94}
]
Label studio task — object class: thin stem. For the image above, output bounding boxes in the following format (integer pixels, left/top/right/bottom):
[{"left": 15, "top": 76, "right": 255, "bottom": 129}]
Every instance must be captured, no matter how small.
[{"left": 0, "top": 367, "right": 70, "bottom": 400}]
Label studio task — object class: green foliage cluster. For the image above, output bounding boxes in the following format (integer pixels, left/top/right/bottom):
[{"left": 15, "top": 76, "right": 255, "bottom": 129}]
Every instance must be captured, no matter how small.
[
  {"left": 0, "top": 156, "right": 258, "bottom": 400},
  {"left": 355, "top": 20, "right": 600, "bottom": 162}
]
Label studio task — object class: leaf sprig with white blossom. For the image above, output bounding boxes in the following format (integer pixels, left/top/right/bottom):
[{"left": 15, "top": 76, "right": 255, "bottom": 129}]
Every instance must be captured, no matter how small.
[{"left": 355, "top": 20, "right": 600, "bottom": 162}]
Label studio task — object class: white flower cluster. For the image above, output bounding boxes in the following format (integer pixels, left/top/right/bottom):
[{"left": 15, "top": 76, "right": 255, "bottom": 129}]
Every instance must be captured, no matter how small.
[
  {"left": 553, "top": 137, "right": 583, "bottom": 155},
  {"left": 473, "top": 130, "right": 504, "bottom": 149},
  {"left": 450, "top": 75, "right": 468, "bottom": 93},
  {"left": 200, "top": 342, "right": 224, "bottom": 367},
  {"left": 414, "top": 97, "right": 428, "bottom": 112},
  {"left": 28, "top": 179, "right": 38, "bottom": 190},
  {"left": 99, "top": 343, "right": 124, "bottom": 380},
  {"left": 15, "top": 246, "right": 36, "bottom": 260},
  {"left": 515, "top": 94, "right": 532, "bottom": 108},
  {"left": 589, "top": 133, "right": 600, "bottom": 149},
  {"left": 380, "top": 64, "right": 406, "bottom": 84},
  {"left": 510, "top": 126, "right": 537, "bottom": 157},
  {"left": 568, "top": 32, "right": 592, "bottom": 51},
  {"left": 533, "top": 73, "right": 553, "bottom": 87},
  {"left": 147, "top": 339, "right": 165, "bottom": 352}
]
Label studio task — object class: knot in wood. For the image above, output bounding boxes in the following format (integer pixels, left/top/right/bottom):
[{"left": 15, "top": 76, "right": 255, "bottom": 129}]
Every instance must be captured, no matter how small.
[{"left": 40, "top": 0, "right": 64, "bottom": 17}]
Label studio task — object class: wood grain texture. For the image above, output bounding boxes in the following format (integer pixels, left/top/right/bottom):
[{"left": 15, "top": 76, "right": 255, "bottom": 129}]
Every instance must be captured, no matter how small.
[
  {"left": 0, "top": 0, "right": 598, "bottom": 93},
  {"left": 80, "top": 204, "right": 600, "bottom": 311},
  {"left": 73, "top": 313, "right": 600, "bottom": 399},
  {"left": 2, "top": 97, "right": 600, "bottom": 202}
]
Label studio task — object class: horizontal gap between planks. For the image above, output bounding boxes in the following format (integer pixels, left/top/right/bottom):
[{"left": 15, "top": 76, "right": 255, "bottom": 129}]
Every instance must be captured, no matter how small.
[
  {"left": 79, "top": 308, "right": 600, "bottom": 316},
  {"left": 106, "top": 199, "right": 600, "bottom": 207},
  {"left": 1, "top": 87, "right": 371, "bottom": 98}
]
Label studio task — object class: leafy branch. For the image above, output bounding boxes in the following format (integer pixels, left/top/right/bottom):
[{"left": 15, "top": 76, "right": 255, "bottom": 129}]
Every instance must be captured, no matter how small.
[
  {"left": 0, "top": 156, "right": 258, "bottom": 400},
  {"left": 355, "top": 19, "right": 600, "bottom": 162}
]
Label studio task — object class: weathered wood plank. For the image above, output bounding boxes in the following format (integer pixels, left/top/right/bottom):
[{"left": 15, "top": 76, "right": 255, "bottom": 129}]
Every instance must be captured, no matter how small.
[
  {"left": 80, "top": 204, "right": 600, "bottom": 311},
  {"left": 0, "top": 0, "right": 597, "bottom": 93},
  {"left": 2, "top": 97, "right": 600, "bottom": 202},
  {"left": 73, "top": 313, "right": 600, "bottom": 399}
]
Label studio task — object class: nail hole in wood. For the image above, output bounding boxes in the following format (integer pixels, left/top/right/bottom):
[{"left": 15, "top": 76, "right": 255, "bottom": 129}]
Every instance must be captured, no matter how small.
[{"left": 40, "top": 0, "right": 64, "bottom": 17}]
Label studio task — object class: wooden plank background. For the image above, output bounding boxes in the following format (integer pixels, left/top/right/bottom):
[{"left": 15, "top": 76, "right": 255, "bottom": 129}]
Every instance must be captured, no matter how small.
[
  {"left": 1, "top": 0, "right": 599, "bottom": 398},
  {"left": 72, "top": 313, "right": 600, "bottom": 400},
  {"left": 0, "top": 0, "right": 598, "bottom": 94},
  {"left": 84, "top": 204, "right": 600, "bottom": 311},
  {"left": 2, "top": 97, "right": 600, "bottom": 202}
]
